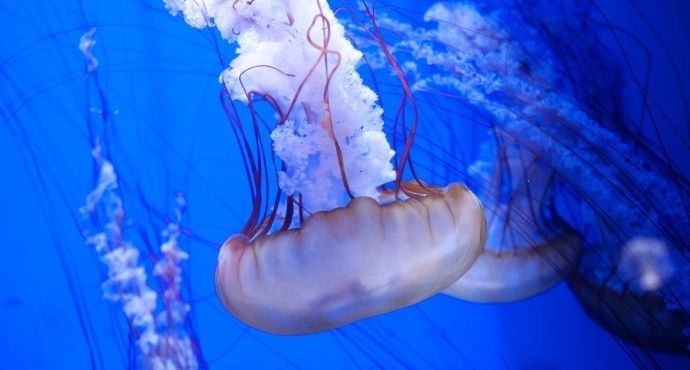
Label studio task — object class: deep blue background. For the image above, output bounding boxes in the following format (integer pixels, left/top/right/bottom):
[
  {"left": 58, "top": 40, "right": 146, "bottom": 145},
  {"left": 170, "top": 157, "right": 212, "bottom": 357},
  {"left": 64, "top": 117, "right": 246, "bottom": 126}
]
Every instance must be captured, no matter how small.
[{"left": 1, "top": 0, "right": 689, "bottom": 369}]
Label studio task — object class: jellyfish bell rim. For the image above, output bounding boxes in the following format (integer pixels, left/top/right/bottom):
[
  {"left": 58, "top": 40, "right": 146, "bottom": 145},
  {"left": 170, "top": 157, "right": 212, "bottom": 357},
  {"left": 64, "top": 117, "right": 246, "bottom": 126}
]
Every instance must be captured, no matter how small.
[{"left": 215, "top": 182, "right": 487, "bottom": 335}]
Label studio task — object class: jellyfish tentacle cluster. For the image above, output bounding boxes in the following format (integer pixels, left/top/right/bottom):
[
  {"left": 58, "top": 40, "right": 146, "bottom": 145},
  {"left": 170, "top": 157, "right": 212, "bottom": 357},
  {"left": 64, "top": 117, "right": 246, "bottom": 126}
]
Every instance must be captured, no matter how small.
[
  {"left": 77, "top": 28, "right": 200, "bottom": 368},
  {"left": 346, "top": 0, "right": 689, "bottom": 351},
  {"left": 81, "top": 147, "right": 198, "bottom": 368}
]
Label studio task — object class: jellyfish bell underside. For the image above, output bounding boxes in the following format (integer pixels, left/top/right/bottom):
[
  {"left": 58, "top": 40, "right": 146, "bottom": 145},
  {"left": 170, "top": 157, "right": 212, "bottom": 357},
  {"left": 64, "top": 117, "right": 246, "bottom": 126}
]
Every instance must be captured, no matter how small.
[
  {"left": 444, "top": 227, "right": 581, "bottom": 303},
  {"left": 443, "top": 191, "right": 582, "bottom": 303},
  {"left": 215, "top": 183, "right": 487, "bottom": 335}
]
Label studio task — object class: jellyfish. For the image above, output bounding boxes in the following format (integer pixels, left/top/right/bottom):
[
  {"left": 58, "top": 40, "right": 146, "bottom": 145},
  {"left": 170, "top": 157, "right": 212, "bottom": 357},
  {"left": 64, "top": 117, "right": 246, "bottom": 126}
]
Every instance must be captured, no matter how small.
[
  {"left": 3, "top": 0, "right": 690, "bottom": 368},
  {"left": 164, "top": 0, "right": 487, "bottom": 334},
  {"left": 444, "top": 140, "right": 581, "bottom": 303}
]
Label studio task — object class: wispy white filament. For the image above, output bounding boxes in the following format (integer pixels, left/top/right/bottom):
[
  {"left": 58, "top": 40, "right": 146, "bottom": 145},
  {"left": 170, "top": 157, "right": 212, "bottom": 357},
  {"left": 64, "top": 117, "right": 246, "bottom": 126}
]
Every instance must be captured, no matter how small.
[{"left": 79, "top": 28, "right": 197, "bottom": 370}]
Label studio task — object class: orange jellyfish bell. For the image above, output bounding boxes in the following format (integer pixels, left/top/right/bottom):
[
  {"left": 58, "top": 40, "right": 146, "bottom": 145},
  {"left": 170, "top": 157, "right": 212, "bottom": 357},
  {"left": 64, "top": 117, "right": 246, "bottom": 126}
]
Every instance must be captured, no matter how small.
[
  {"left": 444, "top": 229, "right": 580, "bottom": 303},
  {"left": 215, "top": 183, "right": 486, "bottom": 334}
]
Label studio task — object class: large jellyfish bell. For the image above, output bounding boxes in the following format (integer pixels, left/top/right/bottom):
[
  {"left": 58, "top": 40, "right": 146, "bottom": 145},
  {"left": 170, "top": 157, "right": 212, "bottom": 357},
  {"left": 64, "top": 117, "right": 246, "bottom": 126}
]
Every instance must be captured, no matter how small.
[
  {"left": 217, "top": 183, "right": 485, "bottom": 334},
  {"left": 164, "top": 0, "right": 487, "bottom": 334}
]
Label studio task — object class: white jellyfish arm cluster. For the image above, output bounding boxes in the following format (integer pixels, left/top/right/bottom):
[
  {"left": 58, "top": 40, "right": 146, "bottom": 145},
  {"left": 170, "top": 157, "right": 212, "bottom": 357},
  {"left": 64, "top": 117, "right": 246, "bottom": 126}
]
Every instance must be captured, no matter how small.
[
  {"left": 79, "top": 29, "right": 197, "bottom": 368},
  {"left": 164, "top": 0, "right": 395, "bottom": 212},
  {"left": 81, "top": 153, "right": 198, "bottom": 370},
  {"left": 82, "top": 158, "right": 159, "bottom": 349}
]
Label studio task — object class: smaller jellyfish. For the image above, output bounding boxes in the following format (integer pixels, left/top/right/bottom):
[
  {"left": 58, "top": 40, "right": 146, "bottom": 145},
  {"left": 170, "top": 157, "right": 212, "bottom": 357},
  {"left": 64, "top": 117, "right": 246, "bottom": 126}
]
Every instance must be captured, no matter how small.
[
  {"left": 569, "top": 259, "right": 689, "bottom": 354},
  {"left": 164, "top": 0, "right": 487, "bottom": 334},
  {"left": 444, "top": 140, "right": 581, "bottom": 303},
  {"left": 567, "top": 220, "right": 690, "bottom": 354}
]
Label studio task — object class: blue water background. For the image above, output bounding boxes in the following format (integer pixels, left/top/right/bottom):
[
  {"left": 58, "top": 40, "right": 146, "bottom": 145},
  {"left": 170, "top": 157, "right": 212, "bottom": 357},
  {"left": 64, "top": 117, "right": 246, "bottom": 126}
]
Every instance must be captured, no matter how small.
[{"left": 1, "top": 0, "right": 689, "bottom": 369}]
